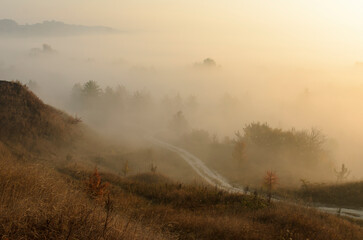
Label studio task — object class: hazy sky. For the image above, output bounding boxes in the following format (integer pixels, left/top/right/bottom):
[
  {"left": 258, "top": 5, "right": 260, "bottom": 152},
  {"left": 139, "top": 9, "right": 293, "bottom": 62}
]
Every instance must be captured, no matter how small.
[
  {"left": 2, "top": 1, "right": 363, "bottom": 67},
  {"left": 2, "top": 1, "right": 363, "bottom": 176}
]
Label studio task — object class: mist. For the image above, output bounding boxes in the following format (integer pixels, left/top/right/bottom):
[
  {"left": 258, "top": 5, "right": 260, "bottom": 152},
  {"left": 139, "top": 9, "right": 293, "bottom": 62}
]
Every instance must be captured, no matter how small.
[
  {"left": 2, "top": 1, "right": 363, "bottom": 185},
  {"left": 4, "top": 2, "right": 363, "bottom": 238}
]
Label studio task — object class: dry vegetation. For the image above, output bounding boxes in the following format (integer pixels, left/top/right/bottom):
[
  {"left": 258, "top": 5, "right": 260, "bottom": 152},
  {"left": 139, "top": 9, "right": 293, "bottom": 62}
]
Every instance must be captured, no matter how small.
[
  {"left": 57, "top": 163, "right": 363, "bottom": 240},
  {"left": 175, "top": 124, "right": 334, "bottom": 188},
  {"left": 0, "top": 143, "right": 168, "bottom": 240},
  {"left": 1, "top": 80, "right": 363, "bottom": 239},
  {"left": 2, "top": 150, "right": 363, "bottom": 239},
  {"left": 0, "top": 80, "right": 81, "bottom": 154},
  {"left": 280, "top": 180, "right": 363, "bottom": 209}
]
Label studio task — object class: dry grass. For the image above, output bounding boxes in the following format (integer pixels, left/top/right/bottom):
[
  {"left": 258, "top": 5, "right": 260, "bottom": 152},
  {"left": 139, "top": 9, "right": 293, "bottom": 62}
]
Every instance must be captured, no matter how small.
[
  {"left": 0, "top": 146, "right": 169, "bottom": 239},
  {"left": 1, "top": 139, "right": 363, "bottom": 239},
  {"left": 110, "top": 175, "right": 363, "bottom": 240},
  {"left": 280, "top": 180, "right": 363, "bottom": 209},
  {"left": 0, "top": 80, "right": 81, "bottom": 154},
  {"left": 1, "top": 80, "right": 363, "bottom": 239},
  {"left": 57, "top": 162, "right": 363, "bottom": 240}
]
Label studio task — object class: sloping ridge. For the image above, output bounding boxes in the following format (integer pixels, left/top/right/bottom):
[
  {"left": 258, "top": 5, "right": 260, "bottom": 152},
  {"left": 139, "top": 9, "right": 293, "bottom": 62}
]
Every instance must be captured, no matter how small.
[
  {"left": 0, "top": 80, "right": 80, "bottom": 153},
  {"left": 0, "top": 19, "right": 118, "bottom": 36}
]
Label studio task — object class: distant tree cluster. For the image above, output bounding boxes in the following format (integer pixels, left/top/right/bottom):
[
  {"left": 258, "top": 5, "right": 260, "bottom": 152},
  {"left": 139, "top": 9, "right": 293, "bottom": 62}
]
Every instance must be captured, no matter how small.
[
  {"left": 29, "top": 44, "right": 57, "bottom": 57},
  {"left": 69, "top": 80, "right": 198, "bottom": 132},
  {"left": 178, "top": 122, "right": 334, "bottom": 186},
  {"left": 194, "top": 58, "right": 219, "bottom": 68},
  {"left": 234, "top": 122, "right": 328, "bottom": 166}
]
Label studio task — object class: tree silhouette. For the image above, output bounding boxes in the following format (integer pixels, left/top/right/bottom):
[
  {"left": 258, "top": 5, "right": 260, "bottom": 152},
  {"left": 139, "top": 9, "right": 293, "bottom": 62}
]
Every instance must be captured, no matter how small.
[
  {"left": 232, "top": 131, "right": 246, "bottom": 165},
  {"left": 82, "top": 80, "right": 102, "bottom": 98},
  {"left": 121, "top": 160, "right": 130, "bottom": 177},
  {"left": 264, "top": 171, "right": 278, "bottom": 203},
  {"left": 334, "top": 164, "right": 350, "bottom": 183},
  {"left": 203, "top": 58, "right": 216, "bottom": 66},
  {"left": 169, "top": 111, "right": 189, "bottom": 135}
]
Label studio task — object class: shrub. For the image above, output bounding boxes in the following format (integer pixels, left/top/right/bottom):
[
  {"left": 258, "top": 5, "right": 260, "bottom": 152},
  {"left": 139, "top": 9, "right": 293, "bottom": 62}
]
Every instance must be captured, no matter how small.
[{"left": 85, "top": 168, "right": 110, "bottom": 200}]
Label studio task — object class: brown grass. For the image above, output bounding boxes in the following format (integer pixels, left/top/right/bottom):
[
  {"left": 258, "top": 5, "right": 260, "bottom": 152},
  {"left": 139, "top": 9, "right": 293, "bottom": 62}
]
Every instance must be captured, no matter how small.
[
  {"left": 57, "top": 162, "right": 363, "bottom": 240},
  {"left": 280, "top": 180, "right": 363, "bottom": 209},
  {"left": 1, "top": 81, "right": 362, "bottom": 239},
  {"left": 1, "top": 138, "right": 363, "bottom": 239},
  {"left": 0, "top": 80, "right": 81, "bottom": 154},
  {"left": 0, "top": 146, "right": 169, "bottom": 239}
]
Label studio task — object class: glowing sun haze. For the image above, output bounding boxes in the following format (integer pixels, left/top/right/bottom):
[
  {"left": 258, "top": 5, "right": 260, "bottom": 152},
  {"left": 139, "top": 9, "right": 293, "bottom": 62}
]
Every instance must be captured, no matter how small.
[
  {"left": 2, "top": 0, "right": 363, "bottom": 68},
  {"left": 2, "top": 0, "right": 363, "bottom": 177}
]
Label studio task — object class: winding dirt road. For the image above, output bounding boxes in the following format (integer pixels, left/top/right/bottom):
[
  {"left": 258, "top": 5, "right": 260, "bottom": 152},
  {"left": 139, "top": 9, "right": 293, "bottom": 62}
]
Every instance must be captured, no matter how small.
[{"left": 149, "top": 137, "right": 363, "bottom": 220}]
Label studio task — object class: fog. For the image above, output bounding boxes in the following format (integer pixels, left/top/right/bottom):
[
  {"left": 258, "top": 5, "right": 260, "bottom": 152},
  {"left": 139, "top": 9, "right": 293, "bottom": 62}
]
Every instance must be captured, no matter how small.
[{"left": 1, "top": 1, "right": 363, "bottom": 185}]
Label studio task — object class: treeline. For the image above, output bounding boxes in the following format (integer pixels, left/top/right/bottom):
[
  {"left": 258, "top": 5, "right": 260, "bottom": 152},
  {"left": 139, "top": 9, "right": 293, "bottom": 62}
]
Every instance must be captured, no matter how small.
[
  {"left": 68, "top": 80, "right": 198, "bottom": 130},
  {"left": 235, "top": 122, "right": 328, "bottom": 167},
  {"left": 66, "top": 80, "right": 335, "bottom": 185},
  {"left": 178, "top": 123, "right": 334, "bottom": 186}
]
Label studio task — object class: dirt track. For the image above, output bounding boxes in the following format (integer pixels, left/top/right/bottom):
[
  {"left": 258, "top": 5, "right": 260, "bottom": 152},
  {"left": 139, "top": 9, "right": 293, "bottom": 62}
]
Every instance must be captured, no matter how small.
[{"left": 150, "top": 137, "right": 363, "bottom": 220}]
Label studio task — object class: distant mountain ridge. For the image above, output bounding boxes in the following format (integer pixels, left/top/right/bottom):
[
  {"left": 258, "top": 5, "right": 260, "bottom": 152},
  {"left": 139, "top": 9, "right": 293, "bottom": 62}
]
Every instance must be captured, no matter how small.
[{"left": 0, "top": 19, "right": 119, "bottom": 36}]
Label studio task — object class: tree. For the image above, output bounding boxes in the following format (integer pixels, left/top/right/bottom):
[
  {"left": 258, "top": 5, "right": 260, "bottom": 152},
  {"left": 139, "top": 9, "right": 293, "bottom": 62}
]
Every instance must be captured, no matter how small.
[
  {"left": 203, "top": 58, "right": 216, "bottom": 66},
  {"left": 232, "top": 131, "right": 246, "bottom": 165},
  {"left": 121, "top": 160, "right": 130, "bottom": 177},
  {"left": 42, "top": 43, "right": 54, "bottom": 53},
  {"left": 334, "top": 164, "right": 350, "bottom": 183},
  {"left": 145, "top": 149, "right": 157, "bottom": 173},
  {"left": 150, "top": 162, "right": 157, "bottom": 174},
  {"left": 169, "top": 111, "right": 189, "bottom": 135},
  {"left": 241, "top": 122, "right": 329, "bottom": 165},
  {"left": 194, "top": 58, "right": 218, "bottom": 68},
  {"left": 264, "top": 171, "right": 278, "bottom": 203},
  {"left": 85, "top": 168, "right": 109, "bottom": 200},
  {"left": 82, "top": 80, "right": 102, "bottom": 98}
]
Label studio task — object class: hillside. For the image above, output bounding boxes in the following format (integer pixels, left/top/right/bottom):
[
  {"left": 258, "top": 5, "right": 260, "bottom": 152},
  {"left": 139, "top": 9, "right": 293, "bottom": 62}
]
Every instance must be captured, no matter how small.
[
  {"left": 0, "top": 80, "right": 362, "bottom": 239},
  {"left": 0, "top": 80, "right": 82, "bottom": 154}
]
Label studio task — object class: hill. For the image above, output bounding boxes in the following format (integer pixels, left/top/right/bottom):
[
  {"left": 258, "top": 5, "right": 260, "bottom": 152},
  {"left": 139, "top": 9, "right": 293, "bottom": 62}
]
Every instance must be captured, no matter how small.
[
  {"left": 0, "top": 80, "right": 82, "bottom": 154},
  {"left": 0, "top": 19, "right": 118, "bottom": 37},
  {"left": 0, "top": 80, "right": 362, "bottom": 239}
]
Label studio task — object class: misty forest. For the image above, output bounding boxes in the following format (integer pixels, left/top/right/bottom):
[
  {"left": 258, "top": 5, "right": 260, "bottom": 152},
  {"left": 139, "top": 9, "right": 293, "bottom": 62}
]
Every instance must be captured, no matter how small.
[{"left": 1, "top": 1, "right": 363, "bottom": 240}]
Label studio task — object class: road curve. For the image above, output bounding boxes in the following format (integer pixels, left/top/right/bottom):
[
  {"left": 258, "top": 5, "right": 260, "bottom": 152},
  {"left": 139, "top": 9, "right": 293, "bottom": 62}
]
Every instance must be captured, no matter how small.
[
  {"left": 149, "top": 137, "right": 244, "bottom": 193},
  {"left": 149, "top": 137, "right": 363, "bottom": 220}
]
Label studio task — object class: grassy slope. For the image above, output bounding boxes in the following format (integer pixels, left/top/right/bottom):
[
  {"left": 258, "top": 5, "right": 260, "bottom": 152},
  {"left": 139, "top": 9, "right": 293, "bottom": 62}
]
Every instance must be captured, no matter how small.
[
  {"left": 280, "top": 181, "right": 363, "bottom": 209},
  {"left": 0, "top": 80, "right": 363, "bottom": 239},
  {"left": 0, "top": 143, "right": 169, "bottom": 240},
  {"left": 2, "top": 149, "right": 363, "bottom": 240},
  {"left": 0, "top": 81, "right": 81, "bottom": 152}
]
